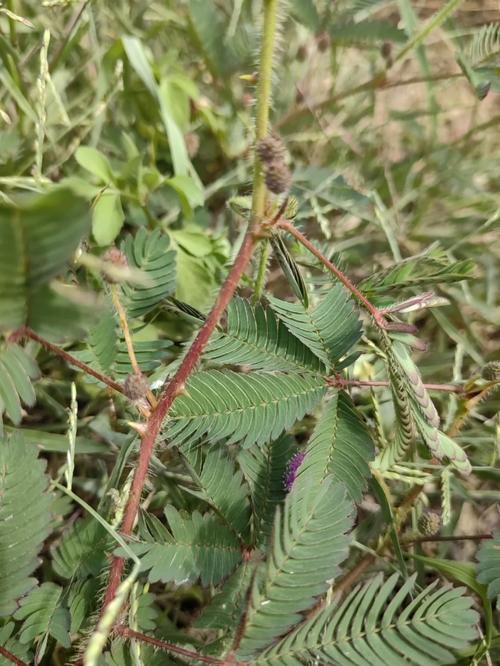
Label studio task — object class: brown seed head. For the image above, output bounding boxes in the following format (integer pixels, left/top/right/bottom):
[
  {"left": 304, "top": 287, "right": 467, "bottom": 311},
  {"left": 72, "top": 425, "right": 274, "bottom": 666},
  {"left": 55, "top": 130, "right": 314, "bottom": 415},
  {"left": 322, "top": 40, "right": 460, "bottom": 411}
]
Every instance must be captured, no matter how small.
[
  {"left": 256, "top": 134, "right": 286, "bottom": 165},
  {"left": 265, "top": 161, "right": 292, "bottom": 195},
  {"left": 417, "top": 511, "right": 442, "bottom": 537},
  {"left": 482, "top": 361, "right": 500, "bottom": 381},
  {"left": 124, "top": 372, "right": 149, "bottom": 401}
]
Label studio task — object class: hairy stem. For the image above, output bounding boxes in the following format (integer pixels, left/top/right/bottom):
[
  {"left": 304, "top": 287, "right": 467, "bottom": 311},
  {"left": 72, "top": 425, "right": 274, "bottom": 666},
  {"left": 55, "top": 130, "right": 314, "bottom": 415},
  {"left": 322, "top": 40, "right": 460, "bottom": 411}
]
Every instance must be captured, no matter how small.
[
  {"left": 110, "top": 285, "right": 157, "bottom": 408},
  {"left": 276, "top": 219, "right": 388, "bottom": 327},
  {"left": 100, "top": 0, "right": 281, "bottom": 619},
  {"left": 116, "top": 627, "right": 243, "bottom": 666},
  {"left": 18, "top": 327, "right": 125, "bottom": 396}
]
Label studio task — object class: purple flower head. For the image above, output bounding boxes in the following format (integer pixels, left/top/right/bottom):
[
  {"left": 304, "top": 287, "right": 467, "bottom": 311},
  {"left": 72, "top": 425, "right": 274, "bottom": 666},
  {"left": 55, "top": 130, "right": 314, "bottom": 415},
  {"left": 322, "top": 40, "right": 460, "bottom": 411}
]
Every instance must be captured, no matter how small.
[{"left": 283, "top": 450, "right": 306, "bottom": 492}]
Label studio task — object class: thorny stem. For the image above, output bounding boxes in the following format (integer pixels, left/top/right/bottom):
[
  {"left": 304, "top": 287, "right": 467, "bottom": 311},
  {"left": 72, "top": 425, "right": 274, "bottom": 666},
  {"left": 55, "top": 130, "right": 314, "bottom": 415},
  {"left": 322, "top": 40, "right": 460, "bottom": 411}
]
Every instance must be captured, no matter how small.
[
  {"left": 0, "top": 646, "right": 27, "bottom": 666},
  {"left": 110, "top": 285, "right": 157, "bottom": 408},
  {"left": 16, "top": 327, "right": 125, "bottom": 396},
  {"left": 328, "top": 377, "right": 466, "bottom": 394},
  {"left": 116, "top": 627, "right": 244, "bottom": 665},
  {"left": 100, "top": 0, "right": 281, "bottom": 627},
  {"left": 276, "top": 219, "right": 389, "bottom": 328}
]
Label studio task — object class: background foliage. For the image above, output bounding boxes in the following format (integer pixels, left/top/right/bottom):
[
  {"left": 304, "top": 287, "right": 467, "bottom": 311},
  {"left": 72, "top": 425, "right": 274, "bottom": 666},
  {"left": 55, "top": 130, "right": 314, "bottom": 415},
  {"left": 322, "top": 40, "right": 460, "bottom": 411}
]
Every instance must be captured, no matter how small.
[{"left": 0, "top": 1, "right": 499, "bottom": 665}]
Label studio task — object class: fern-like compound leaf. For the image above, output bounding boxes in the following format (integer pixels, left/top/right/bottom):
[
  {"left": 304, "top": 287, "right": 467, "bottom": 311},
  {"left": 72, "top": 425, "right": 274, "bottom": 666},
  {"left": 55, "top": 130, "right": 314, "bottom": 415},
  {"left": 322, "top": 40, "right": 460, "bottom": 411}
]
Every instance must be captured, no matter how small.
[
  {"left": 477, "top": 532, "right": 500, "bottom": 599},
  {"left": 204, "top": 297, "right": 323, "bottom": 374},
  {"left": 166, "top": 370, "right": 326, "bottom": 449},
  {"left": 469, "top": 22, "right": 500, "bottom": 66},
  {"left": 268, "top": 286, "right": 362, "bottom": 370},
  {"left": 0, "top": 433, "right": 53, "bottom": 617},
  {"left": 181, "top": 444, "right": 252, "bottom": 542},
  {"left": 121, "top": 227, "right": 176, "bottom": 318},
  {"left": 135, "top": 506, "right": 242, "bottom": 586},
  {"left": 254, "top": 573, "right": 479, "bottom": 665},
  {"left": 51, "top": 517, "right": 109, "bottom": 580},
  {"left": 297, "top": 391, "right": 374, "bottom": 502},
  {"left": 0, "top": 344, "right": 39, "bottom": 434},
  {"left": 14, "top": 582, "right": 70, "bottom": 649},
  {"left": 236, "top": 478, "right": 354, "bottom": 657},
  {"left": 238, "top": 435, "right": 296, "bottom": 546},
  {"left": 270, "top": 233, "right": 309, "bottom": 308}
]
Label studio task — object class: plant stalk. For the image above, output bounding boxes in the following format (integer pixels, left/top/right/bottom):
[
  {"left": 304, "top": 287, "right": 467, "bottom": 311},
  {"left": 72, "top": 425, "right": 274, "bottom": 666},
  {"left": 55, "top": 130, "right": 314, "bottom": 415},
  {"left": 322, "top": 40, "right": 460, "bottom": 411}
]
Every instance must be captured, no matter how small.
[
  {"left": 0, "top": 646, "right": 27, "bottom": 666},
  {"left": 100, "top": 0, "right": 281, "bottom": 618}
]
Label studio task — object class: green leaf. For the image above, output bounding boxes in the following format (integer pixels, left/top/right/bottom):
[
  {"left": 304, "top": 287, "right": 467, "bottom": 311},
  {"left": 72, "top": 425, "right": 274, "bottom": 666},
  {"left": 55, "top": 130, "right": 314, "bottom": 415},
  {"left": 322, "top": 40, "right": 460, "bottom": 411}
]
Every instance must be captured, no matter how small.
[
  {"left": 51, "top": 517, "right": 108, "bottom": 580},
  {"left": 92, "top": 191, "right": 124, "bottom": 246},
  {"left": 181, "top": 444, "right": 251, "bottom": 542},
  {"left": 270, "top": 232, "right": 309, "bottom": 308},
  {"left": 121, "top": 227, "right": 176, "bottom": 318},
  {"left": 477, "top": 532, "right": 500, "bottom": 600},
  {"left": 4, "top": 426, "right": 108, "bottom": 454},
  {"left": 158, "top": 79, "right": 191, "bottom": 178},
  {"left": 236, "top": 478, "right": 354, "bottom": 657},
  {"left": 0, "top": 188, "right": 90, "bottom": 331},
  {"left": 254, "top": 573, "right": 479, "bottom": 665},
  {"left": 289, "top": 0, "right": 320, "bottom": 32},
  {"left": 329, "top": 20, "right": 406, "bottom": 44},
  {"left": 166, "top": 174, "right": 204, "bottom": 212},
  {"left": 0, "top": 433, "right": 53, "bottom": 617},
  {"left": 75, "top": 146, "right": 114, "bottom": 184},
  {"left": 135, "top": 506, "right": 242, "bottom": 586},
  {"left": 298, "top": 391, "right": 374, "bottom": 502},
  {"left": 468, "top": 22, "right": 500, "bottom": 66},
  {"left": 122, "top": 36, "right": 157, "bottom": 96},
  {"left": 238, "top": 435, "right": 296, "bottom": 546},
  {"left": 0, "top": 344, "right": 39, "bottom": 432},
  {"left": 0, "top": 623, "right": 31, "bottom": 665},
  {"left": 14, "top": 582, "right": 71, "bottom": 648},
  {"left": 87, "top": 302, "right": 117, "bottom": 373},
  {"left": 203, "top": 297, "right": 324, "bottom": 374},
  {"left": 268, "top": 285, "right": 362, "bottom": 370},
  {"left": 167, "top": 370, "right": 327, "bottom": 449}
]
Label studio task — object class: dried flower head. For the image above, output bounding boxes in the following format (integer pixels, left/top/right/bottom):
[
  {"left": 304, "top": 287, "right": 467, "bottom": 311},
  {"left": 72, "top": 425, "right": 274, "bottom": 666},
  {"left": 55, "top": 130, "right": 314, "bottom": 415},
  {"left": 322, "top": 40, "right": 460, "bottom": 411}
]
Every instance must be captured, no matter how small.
[
  {"left": 316, "top": 31, "right": 330, "bottom": 52},
  {"left": 102, "top": 247, "right": 128, "bottom": 283},
  {"left": 265, "top": 161, "right": 292, "bottom": 195},
  {"left": 256, "top": 134, "right": 286, "bottom": 165},
  {"left": 482, "top": 361, "right": 500, "bottom": 381},
  {"left": 283, "top": 450, "right": 306, "bottom": 492},
  {"left": 417, "top": 511, "right": 441, "bottom": 536},
  {"left": 124, "top": 372, "right": 149, "bottom": 401}
]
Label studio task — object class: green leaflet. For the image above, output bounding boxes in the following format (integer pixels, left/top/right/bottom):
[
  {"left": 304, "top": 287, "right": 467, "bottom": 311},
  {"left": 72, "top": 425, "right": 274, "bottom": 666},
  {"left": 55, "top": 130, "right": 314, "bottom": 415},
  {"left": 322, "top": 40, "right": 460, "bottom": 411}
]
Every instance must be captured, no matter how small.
[
  {"left": 166, "top": 370, "right": 327, "bottom": 449},
  {"left": 270, "top": 233, "right": 309, "bottom": 308},
  {"left": 382, "top": 334, "right": 471, "bottom": 474},
  {"left": 0, "top": 433, "right": 53, "bottom": 617},
  {"left": 134, "top": 506, "right": 242, "bottom": 586},
  {"left": 236, "top": 478, "right": 354, "bottom": 658},
  {"left": 268, "top": 285, "right": 362, "bottom": 370},
  {"left": 238, "top": 435, "right": 296, "bottom": 547},
  {"left": 181, "top": 443, "right": 252, "bottom": 542},
  {"left": 51, "top": 517, "right": 109, "bottom": 580},
  {"left": 476, "top": 532, "right": 500, "bottom": 600},
  {"left": 254, "top": 573, "right": 479, "bottom": 665},
  {"left": 0, "top": 344, "right": 39, "bottom": 434},
  {"left": 297, "top": 390, "right": 374, "bottom": 502},
  {"left": 121, "top": 227, "right": 176, "bottom": 318},
  {"left": 14, "top": 583, "right": 70, "bottom": 649},
  {"left": 204, "top": 297, "right": 324, "bottom": 374}
]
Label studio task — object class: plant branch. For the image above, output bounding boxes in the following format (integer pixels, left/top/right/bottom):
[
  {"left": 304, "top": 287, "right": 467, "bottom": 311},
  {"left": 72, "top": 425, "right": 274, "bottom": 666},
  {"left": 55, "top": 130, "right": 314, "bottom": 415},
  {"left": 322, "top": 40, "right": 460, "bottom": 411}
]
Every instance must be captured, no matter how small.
[
  {"left": 277, "top": 71, "right": 463, "bottom": 128},
  {"left": 110, "top": 285, "right": 157, "bottom": 408},
  {"left": 328, "top": 377, "right": 465, "bottom": 394},
  {"left": 276, "top": 219, "right": 389, "bottom": 328},
  {"left": 116, "top": 627, "right": 242, "bottom": 665},
  {"left": 403, "top": 533, "right": 493, "bottom": 546},
  {"left": 99, "top": 0, "right": 280, "bottom": 630},
  {"left": 0, "top": 646, "right": 28, "bottom": 666},
  {"left": 17, "top": 326, "right": 125, "bottom": 396}
]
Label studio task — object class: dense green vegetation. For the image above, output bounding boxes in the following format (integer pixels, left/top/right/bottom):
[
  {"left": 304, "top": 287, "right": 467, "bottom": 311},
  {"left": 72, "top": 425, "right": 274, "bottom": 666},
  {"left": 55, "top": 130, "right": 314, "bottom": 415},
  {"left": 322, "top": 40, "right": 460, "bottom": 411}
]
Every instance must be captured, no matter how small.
[{"left": 0, "top": 1, "right": 499, "bottom": 664}]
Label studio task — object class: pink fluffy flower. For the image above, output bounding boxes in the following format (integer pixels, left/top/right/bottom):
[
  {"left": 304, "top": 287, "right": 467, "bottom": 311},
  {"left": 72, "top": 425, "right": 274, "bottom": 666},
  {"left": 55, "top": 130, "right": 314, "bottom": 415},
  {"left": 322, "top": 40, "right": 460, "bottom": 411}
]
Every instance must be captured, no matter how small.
[{"left": 283, "top": 450, "right": 306, "bottom": 492}]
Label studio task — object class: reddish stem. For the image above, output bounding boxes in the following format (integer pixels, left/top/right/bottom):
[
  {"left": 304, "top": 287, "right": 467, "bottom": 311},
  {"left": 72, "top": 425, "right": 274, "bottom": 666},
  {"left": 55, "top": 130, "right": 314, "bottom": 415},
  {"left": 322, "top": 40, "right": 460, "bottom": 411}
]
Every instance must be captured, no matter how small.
[
  {"left": 0, "top": 647, "right": 28, "bottom": 666},
  {"left": 18, "top": 327, "right": 125, "bottom": 396},
  {"left": 116, "top": 627, "right": 242, "bottom": 665},
  {"left": 101, "top": 229, "right": 257, "bottom": 611},
  {"left": 328, "top": 377, "right": 465, "bottom": 394},
  {"left": 276, "top": 220, "right": 388, "bottom": 327}
]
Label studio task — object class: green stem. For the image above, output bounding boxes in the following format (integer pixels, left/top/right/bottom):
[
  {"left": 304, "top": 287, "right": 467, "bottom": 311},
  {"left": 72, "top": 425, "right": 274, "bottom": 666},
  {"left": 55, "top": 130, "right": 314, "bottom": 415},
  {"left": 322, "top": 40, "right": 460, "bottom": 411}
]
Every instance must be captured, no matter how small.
[
  {"left": 250, "top": 0, "right": 279, "bottom": 225},
  {"left": 253, "top": 239, "right": 270, "bottom": 302}
]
